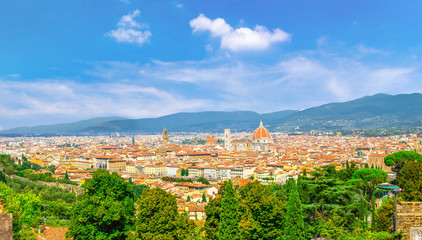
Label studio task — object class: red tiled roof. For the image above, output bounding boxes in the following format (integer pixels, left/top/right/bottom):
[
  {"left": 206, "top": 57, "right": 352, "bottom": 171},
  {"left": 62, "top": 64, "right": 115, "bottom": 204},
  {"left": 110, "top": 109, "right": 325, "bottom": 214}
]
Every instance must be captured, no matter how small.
[{"left": 36, "top": 227, "right": 69, "bottom": 240}]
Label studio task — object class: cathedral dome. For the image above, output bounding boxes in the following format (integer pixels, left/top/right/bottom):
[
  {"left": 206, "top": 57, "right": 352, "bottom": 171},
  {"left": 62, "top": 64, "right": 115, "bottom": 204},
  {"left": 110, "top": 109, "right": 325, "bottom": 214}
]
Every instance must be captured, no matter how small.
[
  {"left": 206, "top": 136, "right": 217, "bottom": 143},
  {"left": 253, "top": 121, "right": 271, "bottom": 139}
]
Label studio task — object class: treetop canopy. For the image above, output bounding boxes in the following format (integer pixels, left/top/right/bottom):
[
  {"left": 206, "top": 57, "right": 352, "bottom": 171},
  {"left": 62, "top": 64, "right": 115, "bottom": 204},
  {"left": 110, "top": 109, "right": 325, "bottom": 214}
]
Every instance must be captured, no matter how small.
[
  {"left": 351, "top": 168, "right": 387, "bottom": 186},
  {"left": 384, "top": 150, "right": 422, "bottom": 167}
]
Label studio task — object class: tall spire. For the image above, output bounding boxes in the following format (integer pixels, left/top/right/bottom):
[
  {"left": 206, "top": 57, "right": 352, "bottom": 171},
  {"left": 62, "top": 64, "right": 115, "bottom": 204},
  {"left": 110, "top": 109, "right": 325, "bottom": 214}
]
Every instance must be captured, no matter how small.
[{"left": 260, "top": 120, "right": 263, "bottom": 127}]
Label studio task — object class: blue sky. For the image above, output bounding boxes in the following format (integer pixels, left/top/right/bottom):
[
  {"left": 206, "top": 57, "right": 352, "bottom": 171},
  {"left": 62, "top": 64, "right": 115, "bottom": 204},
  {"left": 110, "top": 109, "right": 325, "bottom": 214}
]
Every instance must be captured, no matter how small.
[{"left": 1, "top": 0, "right": 422, "bottom": 129}]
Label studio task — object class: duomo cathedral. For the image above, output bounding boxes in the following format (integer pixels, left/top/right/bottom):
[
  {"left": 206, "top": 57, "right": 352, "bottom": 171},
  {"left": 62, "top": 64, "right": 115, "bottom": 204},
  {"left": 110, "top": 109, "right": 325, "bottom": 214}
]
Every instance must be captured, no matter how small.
[{"left": 224, "top": 121, "right": 274, "bottom": 152}]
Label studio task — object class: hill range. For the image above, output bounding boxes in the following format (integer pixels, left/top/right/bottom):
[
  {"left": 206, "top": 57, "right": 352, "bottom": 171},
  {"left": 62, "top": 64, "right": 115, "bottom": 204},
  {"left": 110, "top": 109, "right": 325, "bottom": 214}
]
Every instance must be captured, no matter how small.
[{"left": 1, "top": 93, "right": 422, "bottom": 136}]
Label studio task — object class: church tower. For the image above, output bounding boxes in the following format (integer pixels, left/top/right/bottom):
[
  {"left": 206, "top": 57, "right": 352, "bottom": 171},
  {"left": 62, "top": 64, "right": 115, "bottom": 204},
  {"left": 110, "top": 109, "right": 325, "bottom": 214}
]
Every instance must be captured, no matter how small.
[
  {"left": 414, "top": 140, "right": 420, "bottom": 153},
  {"left": 162, "top": 128, "right": 168, "bottom": 148},
  {"left": 224, "top": 129, "right": 232, "bottom": 151}
]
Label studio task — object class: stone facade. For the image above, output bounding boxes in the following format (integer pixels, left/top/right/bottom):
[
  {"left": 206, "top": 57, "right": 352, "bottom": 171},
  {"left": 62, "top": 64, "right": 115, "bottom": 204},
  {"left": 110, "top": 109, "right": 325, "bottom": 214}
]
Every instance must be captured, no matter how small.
[
  {"left": 0, "top": 213, "right": 13, "bottom": 240},
  {"left": 397, "top": 202, "right": 422, "bottom": 240},
  {"left": 410, "top": 227, "right": 422, "bottom": 240}
]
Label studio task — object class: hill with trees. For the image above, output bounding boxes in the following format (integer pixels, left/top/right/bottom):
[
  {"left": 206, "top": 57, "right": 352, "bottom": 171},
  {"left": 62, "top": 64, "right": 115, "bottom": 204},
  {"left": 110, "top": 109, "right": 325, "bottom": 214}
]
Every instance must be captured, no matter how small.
[{"left": 2, "top": 93, "right": 422, "bottom": 135}]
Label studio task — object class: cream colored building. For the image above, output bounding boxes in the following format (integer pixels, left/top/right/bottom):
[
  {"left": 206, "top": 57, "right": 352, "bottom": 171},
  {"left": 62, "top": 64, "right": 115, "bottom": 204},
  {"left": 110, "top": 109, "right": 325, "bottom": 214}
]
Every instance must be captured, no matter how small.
[
  {"left": 126, "top": 162, "right": 138, "bottom": 173},
  {"left": 74, "top": 160, "right": 94, "bottom": 170},
  {"left": 367, "top": 153, "right": 389, "bottom": 171},
  {"left": 108, "top": 160, "right": 126, "bottom": 173},
  {"left": 144, "top": 165, "right": 166, "bottom": 176}
]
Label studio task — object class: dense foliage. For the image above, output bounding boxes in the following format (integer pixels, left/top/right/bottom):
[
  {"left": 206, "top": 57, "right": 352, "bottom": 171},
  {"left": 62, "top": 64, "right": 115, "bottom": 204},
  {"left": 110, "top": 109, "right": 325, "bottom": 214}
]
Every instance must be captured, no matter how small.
[
  {"left": 0, "top": 154, "right": 78, "bottom": 185},
  {"left": 162, "top": 176, "right": 193, "bottom": 183},
  {"left": 0, "top": 176, "right": 76, "bottom": 238},
  {"left": 384, "top": 150, "right": 422, "bottom": 174},
  {"left": 218, "top": 180, "right": 240, "bottom": 240},
  {"left": 133, "top": 184, "right": 149, "bottom": 199},
  {"left": 351, "top": 168, "right": 388, "bottom": 229},
  {"left": 68, "top": 169, "right": 135, "bottom": 240},
  {"left": 204, "top": 162, "right": 401, "bottom": 240},
  {"left": 0, "top": 182, "right": 41, "bottom": 239},
  {"left": 384, "top": 151, "right": 422, "bottom": 201},
  {"left": 134, "top": 187, "right": 195, "bottom": 239},
  {"left": 197, "top": 177, "right": 210, "bottom": 185},
  {"left": 1, "top": 153, "right": 417, "bottom": 239}
]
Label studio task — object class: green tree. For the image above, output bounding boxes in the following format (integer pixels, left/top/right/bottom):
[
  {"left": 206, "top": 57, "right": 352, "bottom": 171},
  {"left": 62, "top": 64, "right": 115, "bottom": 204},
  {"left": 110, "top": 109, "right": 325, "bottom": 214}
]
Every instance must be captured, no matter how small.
[
  {"left": 0, "top": 171, "right": 6, "bottom": 183},
  {"left": 135, "top": 187, "right": 195, "bottom": 239},
  {"left": 0, "top": 182, "right": 41, "bottom": 239},
  {"left": 339, "top": 161, "right": 360, "bottom": 181},
  {"left": 133, "top": 184, "right": 149, "bottom": 199},
  {"left": 320, "top": 213, "right": 347, "bottom": 239},
  {"left": 197, "top": 177, "right": 210, "bottom": 185},
  {"left": 297, "top": 175, "right": 310, "bottom": 204},
  {"left": 64, "top": 171, "right": 70, "bottom": 180},
  {"left": 181, "top": 168, "right": 186, "bottom": 176},
  {"left": 284, "top": 178, "right": 305, "bottom": 240},
  {"left": 218, "top": 180, "right": 240, "bottom": 240},
  {"left": 398, "top": 161, "right": 422, "bottom": 201},
  {"left": 187, "top": 195, "right": 191, "bottom": 202},
  {"left": 204, "top": 181, "right": 233, "bottom": 239},
  {"left": 238, "top": 181, "right": 284, "bottom": 240},
  {"left": 186, "top": 168, "right": 189, "bottom": 176},
  {"left": 204, "top": 192, "right": 221, "bottom": 239},
  {"left": 67, "top": 169, "right": 135, "bottom": 240},
  {"left": 384, "top": 151, "right": 422, "bottom": 174},
  {"left": 0, "top": 154, "right": 16, "bottom": 175},
  {"left": 351, "top": 168, "right": 387, "bottom": 229},
  {"left": 374, "top": 197, "right": 395, "bottom": 232},
  {"left": 202, "top": 192, "right": 207, "bottom": 203},
  {"left": 48, "top": 164, "right": 56, "bottom": 174}
]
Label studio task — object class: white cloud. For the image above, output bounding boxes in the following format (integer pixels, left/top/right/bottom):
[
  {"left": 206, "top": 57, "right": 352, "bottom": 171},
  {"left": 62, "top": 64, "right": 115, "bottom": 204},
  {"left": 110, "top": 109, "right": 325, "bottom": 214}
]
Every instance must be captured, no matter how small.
[
  {"left": 357, "top": 44, "right": 387, "bottom": 55},
  {"left": 0, "top": 79, "right": 211, "bottom": 125},
  {"left": 1, "top": 44, "right": 420, "bottom": 129},
  {"left": 190, "top": 14, "right": 291, "bottom": 52},
  {"left": 316, "top": 36, "right": 327, "bottom": 47},
  {"left": 106, "top": 9, "right": 151, "bottom": 45}
]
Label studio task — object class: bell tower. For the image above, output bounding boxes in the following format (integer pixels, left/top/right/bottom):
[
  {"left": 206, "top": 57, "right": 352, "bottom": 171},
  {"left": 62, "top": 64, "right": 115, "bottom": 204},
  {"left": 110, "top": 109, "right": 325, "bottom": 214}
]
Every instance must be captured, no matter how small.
[
  {"left": 414, "top": 140, "right": 420, "bottom": 153},
  {"left": 224, "top": 129, "right": 231, "bottom": 151},
  {"left": 162, "top": 128, "right": 168, "bottom": 148}
]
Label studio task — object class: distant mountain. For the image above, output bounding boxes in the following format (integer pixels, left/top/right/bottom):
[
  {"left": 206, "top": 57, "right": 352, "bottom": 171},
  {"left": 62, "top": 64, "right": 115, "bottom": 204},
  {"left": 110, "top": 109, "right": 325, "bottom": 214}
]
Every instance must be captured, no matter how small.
[
  {"left": 273, "top": 93, "right": 422, "bottom": 131},
  {"left": 1, "top": 93, "right": 422, "bottom": 136},
  {"left": 81, "top": 111, "right": 287, "bottom": 134},
  {"left": 0, "top": 117, "right": 126, "bottom": 136}
]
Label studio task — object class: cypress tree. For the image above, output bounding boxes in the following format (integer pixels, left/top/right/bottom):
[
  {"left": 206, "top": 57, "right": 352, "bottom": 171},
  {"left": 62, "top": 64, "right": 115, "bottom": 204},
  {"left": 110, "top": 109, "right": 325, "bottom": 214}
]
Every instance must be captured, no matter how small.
[
  {"left": 218, "top": 180, "right": 240, "bottom": 240},
  {"left": 187, "top": 195, "right": 191, "bottom": 202},
  {"left": 0, "top": 171, "right": 6, "bottom": 183},
  {"left": 284, "top": 179, "right": 305, "bottom": 240},
  {"left": 64, "top": 171, "right": 70, "bottom": 180},
  {"left": 297, "top": 175, "right": 309, "bottom": 204},
  {"left": 202, "top": 192, "right": 207, "bottom": 202}
]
